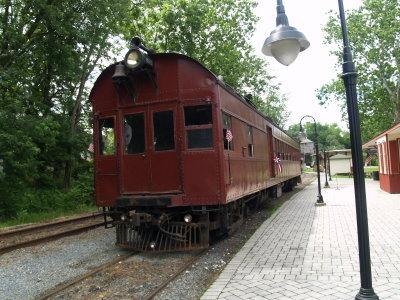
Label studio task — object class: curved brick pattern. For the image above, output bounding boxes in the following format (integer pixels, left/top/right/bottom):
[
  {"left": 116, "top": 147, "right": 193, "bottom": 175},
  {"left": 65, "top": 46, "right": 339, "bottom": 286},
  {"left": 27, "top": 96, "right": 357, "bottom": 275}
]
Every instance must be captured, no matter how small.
[{"left": 202, "top": 178, "right": 400, "bottom": 299}]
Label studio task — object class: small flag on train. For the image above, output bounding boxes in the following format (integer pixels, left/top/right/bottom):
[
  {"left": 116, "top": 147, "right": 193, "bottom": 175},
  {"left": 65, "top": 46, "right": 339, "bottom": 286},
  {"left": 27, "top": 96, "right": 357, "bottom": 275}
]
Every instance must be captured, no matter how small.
[
  {"left": 274, "top": 156, "right": 282, "bottom": 172},
  {"left": 88, "top": 143, "right": 94, "bottom": 153},
  {"left": 226, "top": 129, "right": 233, "bottom": 142}
]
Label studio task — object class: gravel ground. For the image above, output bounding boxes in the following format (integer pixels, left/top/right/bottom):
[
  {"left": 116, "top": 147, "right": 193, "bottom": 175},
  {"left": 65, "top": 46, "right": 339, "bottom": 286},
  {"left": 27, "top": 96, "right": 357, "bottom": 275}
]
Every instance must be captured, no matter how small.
[
  {"left": 50, "top": 250, "right": 201, "bottom": 300},
  {"left": 0, "top": 174, "right": 315, "bottom": 300},
  {"left": 0, "top": 228, "right": 128, "bottom": 300}
]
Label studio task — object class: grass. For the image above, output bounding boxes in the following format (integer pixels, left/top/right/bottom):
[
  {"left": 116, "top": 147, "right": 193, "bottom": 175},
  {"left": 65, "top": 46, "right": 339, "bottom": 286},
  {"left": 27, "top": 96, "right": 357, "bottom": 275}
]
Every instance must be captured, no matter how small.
[
  {"left": 304, "top": 166, "right": 379, "bottom": 179},
  {"left": 364, "top": 166, "right": 379, "bottom": 172},
  {"left": 0, "top": 204, "right": 98, "bottom": 228}
]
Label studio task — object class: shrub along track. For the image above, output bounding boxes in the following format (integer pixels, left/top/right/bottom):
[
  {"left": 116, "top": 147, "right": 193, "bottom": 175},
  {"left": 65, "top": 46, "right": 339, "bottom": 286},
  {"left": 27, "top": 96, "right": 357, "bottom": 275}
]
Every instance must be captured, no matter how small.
[{"left": 0, "top": 212, "right": 107, "bottom": 255}]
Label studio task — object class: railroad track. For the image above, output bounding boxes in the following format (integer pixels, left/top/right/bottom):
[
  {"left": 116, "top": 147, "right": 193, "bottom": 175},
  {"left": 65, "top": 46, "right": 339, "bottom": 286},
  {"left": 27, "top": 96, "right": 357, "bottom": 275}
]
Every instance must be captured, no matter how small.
[
  {"left": 36, "top": 251, "right": 138, "bottom": 300},
  {"left": 35, "top": 248, "right": 208, "bottom": 300},
  {"left": 0, "top": 212, "right": 108, "bottom": 255},
  {"left": 143, "top": 248, "right": 208, "bottom": 300}
]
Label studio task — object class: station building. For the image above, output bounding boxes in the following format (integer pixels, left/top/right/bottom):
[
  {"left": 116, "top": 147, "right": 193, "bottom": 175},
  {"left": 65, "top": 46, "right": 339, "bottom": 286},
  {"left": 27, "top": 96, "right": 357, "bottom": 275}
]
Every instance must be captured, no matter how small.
[
  {"left": 363, "top": 122, "right": 400, "bottom": 194},
  {"left": 322, "top": 149, "right": 352, "bottom": 175}
]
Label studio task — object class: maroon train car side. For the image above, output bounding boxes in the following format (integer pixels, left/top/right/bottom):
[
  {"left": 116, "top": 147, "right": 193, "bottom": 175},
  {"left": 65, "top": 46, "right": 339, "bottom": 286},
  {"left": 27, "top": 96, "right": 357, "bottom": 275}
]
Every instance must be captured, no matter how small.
[{"left": 89, "top": 39, "right": 301, "bottom": 252}]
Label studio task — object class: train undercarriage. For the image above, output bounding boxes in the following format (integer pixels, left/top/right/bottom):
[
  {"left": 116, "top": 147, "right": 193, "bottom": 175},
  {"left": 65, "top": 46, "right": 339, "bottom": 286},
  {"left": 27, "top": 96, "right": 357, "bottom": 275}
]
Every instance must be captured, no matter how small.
[{"left": 105, "top": 177, "right": 299, "bottom": 252}]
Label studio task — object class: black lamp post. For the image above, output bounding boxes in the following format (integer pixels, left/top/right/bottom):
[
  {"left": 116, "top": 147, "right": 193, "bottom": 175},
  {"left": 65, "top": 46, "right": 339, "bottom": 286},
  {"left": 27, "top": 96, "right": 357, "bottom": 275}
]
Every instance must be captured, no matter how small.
[
  {"left": 323, "top": 148, "right": 330, "bottom": 188},
  {"left": 299, "top": 116, "right": 325, "bottom": 205},
  {"left": 328, "top": 153, "right": 332, "bottom": 181},
  {"left": 262, "top": 1, "right": 378, "bottom": 299}
]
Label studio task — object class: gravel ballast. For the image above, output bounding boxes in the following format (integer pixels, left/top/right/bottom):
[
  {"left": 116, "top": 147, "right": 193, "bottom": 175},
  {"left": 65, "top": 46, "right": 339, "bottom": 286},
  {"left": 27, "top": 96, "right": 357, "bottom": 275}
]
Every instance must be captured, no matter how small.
[{"left": 0, "top": 228, "right": 128, "bottom": 300}]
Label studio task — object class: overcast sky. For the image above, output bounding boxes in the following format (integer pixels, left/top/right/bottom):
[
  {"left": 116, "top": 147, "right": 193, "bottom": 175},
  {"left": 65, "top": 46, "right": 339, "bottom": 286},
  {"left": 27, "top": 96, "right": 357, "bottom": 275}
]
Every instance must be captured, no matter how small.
[{"left": 252, "top": 0, "right": 363, "bottom": 129}]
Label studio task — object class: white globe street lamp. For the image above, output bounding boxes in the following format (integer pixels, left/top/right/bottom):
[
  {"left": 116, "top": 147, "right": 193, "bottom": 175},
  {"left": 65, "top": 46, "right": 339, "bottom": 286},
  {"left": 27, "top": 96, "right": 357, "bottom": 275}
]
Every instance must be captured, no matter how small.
[{"left": 261, "top": 0, "right": 309, "bottom": 66}]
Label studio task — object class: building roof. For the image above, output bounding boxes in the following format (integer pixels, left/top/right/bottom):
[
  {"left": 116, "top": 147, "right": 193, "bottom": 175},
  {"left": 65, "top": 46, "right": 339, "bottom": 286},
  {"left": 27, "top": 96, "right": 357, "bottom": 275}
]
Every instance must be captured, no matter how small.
[
  {"left": 363, "top": 122, "right": 400, "bottom": 149},
  {"left": 325, "top": 149, "right": 351, "bottom": 155},
  {"left": 300, "top": 138, "right": 314, "bottom": 144},
  {"left": 330, "top": 154, "right": 352, "bottom": 160}
]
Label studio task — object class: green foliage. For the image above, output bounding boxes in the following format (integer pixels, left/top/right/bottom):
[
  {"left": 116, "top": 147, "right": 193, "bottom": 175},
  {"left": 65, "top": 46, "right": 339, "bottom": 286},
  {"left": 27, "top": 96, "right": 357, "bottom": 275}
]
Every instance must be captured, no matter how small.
[
  {"left": 287, "top": 122, "right": 351, "bottom": 150},
  {"left": 317, "top": 0, "right": 400, "bottom": 142},
  {"left": 0, "top": 0, "right": 131, "bottom": 219},
  {"left": 0, "top": 161, "right": 94, "bottom": 224}
]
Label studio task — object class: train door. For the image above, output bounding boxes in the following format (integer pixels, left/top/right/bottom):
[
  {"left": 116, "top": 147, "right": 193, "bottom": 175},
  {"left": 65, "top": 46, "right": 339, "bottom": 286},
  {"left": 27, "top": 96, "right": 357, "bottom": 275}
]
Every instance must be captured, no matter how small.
[
  {"left": 119, "top": 103, "right": 182, "bottom": 194},
  {"left": 120, "top": 107, "right": 150, "bottom": 193},
  {"left": 149, "top": 104, "right": 182, "bottom": 192},
  {"left": 95, "top": 113, "right": 119, "bottom": 206}
]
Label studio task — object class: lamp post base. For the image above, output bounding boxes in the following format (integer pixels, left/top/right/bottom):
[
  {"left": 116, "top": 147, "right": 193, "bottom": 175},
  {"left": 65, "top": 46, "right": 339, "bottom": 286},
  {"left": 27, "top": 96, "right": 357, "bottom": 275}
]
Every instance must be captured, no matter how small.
[
  {"left": 355, "top": 288, "right": 379, "bottom": 300},
  {"left": 315, "top": 195, "right": 326, "bottom": 206},
  {"left": 324, "top": 182, "right": 330, "bottom": 188}
]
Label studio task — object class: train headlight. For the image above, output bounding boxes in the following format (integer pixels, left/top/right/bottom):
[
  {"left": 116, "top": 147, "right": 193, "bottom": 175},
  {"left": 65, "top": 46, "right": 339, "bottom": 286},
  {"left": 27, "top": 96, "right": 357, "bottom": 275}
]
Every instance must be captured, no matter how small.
[
  {"left": 120, "top": 214, "right": 127, "bottom": 221},
  {"left": 150, "top": 241, "right": 156, "bottom": 249},
  {"left": 184, "top": 214, "right": 192, "bottom": 223},
  {"left": 124, "top": 48, "right": 153, "bottom": 70},
  {"left": 125, "top": 49, "right": 142, "bottom": 69}
]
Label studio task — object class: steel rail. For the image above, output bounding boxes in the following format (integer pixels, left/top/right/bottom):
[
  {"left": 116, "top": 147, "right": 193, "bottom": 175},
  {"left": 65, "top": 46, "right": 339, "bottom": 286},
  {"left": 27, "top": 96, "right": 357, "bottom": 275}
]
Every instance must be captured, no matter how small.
[
  {"left": 0, "top": 212, "right": 103, "bottom": 238},
  {"left": 143, "top": 248, "right": 208, "bottom": 300},
  {"left": 0, "top": 221, "right": 107, "bottom": 255},
  {"left": 35, "top": 251, "right": 137, "bottom": 300}
]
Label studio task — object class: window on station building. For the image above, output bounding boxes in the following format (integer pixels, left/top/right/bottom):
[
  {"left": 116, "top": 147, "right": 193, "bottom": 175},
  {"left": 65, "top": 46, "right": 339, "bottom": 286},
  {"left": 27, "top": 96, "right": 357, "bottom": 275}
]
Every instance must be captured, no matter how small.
[
  {"left": 99, "top": 118, "right": 115, "bottom": 155},
  {"left": 153, "top": 110, "right": 175, "bottom": 151},
  {"left": 222, "top": 113, "right": 233, "bottom": 150},
  {"left": 247, "top": 125, "right": 254, "bottom": 157},
  {"left": 124, "top": 113, "right": 145, "bottom": 154},
  {"left": 184, "top": 105, "right": 213, "bottom": 149}
]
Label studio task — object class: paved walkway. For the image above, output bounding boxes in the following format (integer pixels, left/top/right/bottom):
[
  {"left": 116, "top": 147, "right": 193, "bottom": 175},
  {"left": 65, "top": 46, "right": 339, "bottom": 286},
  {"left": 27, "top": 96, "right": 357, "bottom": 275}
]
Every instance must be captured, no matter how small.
[{"left": 202, "top": 177, "right": 400, "bottom": 299}]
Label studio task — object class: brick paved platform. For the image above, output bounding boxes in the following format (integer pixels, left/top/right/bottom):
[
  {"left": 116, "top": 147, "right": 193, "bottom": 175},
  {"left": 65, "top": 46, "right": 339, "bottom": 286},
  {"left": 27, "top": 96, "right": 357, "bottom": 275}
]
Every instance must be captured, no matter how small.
[{"left": 202, "top": 177, "right": 400, "bottom": 299}]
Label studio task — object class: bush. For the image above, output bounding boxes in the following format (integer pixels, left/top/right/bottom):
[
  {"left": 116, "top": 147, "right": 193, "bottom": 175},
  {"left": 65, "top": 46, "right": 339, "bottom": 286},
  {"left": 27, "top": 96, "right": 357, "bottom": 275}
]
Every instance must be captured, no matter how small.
[{"left": 0, "top": 164, "right": 95, "bottom": 226}]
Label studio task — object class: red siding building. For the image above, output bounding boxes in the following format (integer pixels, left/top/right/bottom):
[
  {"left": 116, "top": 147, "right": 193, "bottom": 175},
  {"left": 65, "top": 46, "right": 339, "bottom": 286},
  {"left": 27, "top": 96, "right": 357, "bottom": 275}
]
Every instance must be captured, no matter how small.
[{"left": 363, "top": 123, "right": 400, "bottom": 194}]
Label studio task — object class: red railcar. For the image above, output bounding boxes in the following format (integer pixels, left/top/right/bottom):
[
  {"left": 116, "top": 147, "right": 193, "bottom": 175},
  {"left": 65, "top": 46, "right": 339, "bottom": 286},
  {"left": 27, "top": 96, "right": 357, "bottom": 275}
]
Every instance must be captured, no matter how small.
[{"left": 90, "top": 38, "right": 301, "bottom": 252}]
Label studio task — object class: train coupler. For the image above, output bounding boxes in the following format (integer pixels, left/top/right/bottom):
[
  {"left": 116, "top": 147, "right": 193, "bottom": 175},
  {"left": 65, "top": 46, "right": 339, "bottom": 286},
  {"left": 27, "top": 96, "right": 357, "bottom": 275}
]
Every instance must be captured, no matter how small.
[{"left": 115, "top": 221, "right": 209, "bottom": 252}]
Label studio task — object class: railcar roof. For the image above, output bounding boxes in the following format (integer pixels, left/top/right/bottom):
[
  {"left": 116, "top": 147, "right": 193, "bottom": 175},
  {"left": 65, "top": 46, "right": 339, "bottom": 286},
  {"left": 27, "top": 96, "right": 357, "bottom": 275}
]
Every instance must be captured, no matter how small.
[{"left": 89, "top": 52, "right": 299, "bottom": 146}]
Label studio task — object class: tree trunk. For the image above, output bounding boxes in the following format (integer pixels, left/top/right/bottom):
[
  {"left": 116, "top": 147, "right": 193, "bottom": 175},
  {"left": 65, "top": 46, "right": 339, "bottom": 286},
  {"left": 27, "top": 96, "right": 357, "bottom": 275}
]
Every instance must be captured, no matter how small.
[{"left": 63, "top": 44, "right": 100, "bottom": 189}]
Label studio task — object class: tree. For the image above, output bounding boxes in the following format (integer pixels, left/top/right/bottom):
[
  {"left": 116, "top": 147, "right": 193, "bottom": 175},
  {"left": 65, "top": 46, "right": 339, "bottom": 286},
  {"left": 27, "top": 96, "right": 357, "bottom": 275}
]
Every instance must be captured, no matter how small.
[
  {"left": 126, "top": 0, "right": 289, "bottom": 126},
  {"left": 317, "top": 0, "right": 400, "bottom": 142},
  {"left": 287, "top": 123, "right": 351, "bottom": 150},
  {"left": 0, "top": 0, "right": 132, "bottom": 217}
]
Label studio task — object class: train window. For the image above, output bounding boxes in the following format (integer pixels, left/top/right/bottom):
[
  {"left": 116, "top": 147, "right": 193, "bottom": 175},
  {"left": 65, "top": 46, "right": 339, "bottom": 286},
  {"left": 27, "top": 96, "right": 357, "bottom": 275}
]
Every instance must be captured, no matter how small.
[
  {"left": 222, "top": 113, "right": 233, "bottom": 150},
  {"left": 247, "top": 126, "right": 253, "bottom": 157},
  {"left": 187, "top": 129, "right": 213, "bottom": 149},
  {"left": 124, "top": 113, "right": 145, "bottom": 154},
  {"left": 248, "top": 144, "right": 254, "bottom": 157},
  {"left": 99, "top": 118, "right": 115, "bottom": 155},
  {"left": 184, "top": 105, "right": 212, "bottom": 126},
  {"left": 153, "top": 111, "right": 175, "bottom": 151}
]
